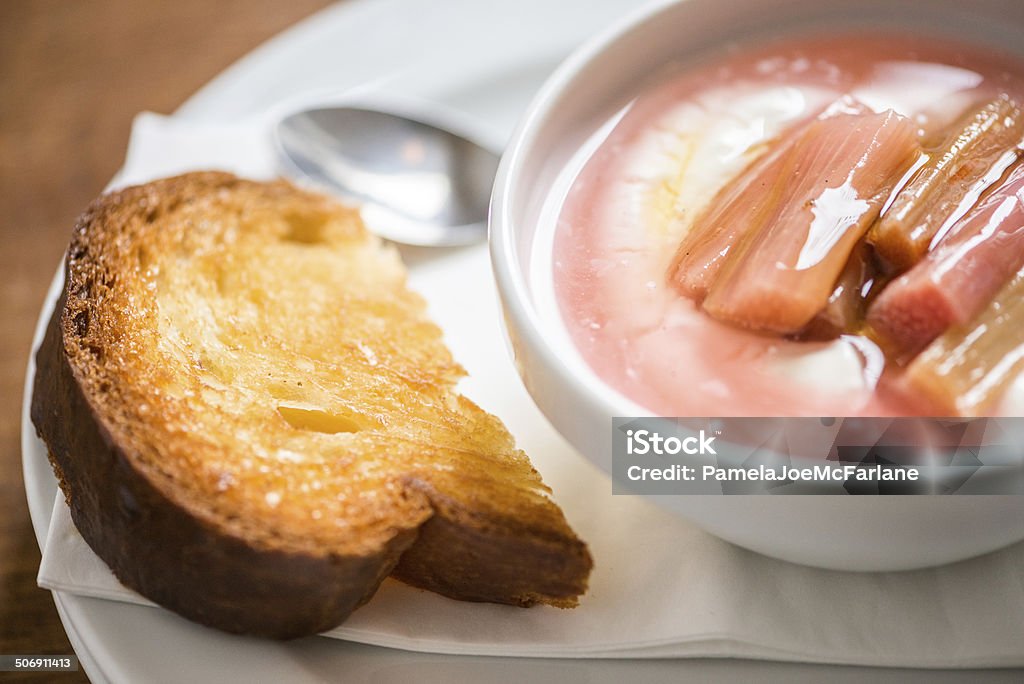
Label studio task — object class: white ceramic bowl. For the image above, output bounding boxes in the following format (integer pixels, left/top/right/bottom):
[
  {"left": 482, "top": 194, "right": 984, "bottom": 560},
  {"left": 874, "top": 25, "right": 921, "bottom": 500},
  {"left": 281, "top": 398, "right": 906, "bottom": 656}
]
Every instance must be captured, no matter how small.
[{"left": 490, "top": 0, "right": 1024, "bottom": 571}]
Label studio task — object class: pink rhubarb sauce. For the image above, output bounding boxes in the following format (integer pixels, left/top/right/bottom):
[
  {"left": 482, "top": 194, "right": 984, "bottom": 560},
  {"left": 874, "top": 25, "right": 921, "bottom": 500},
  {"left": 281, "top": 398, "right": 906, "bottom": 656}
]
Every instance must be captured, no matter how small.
[{"left": 553, "top": 32, "right": 1024, "bottom": 417}]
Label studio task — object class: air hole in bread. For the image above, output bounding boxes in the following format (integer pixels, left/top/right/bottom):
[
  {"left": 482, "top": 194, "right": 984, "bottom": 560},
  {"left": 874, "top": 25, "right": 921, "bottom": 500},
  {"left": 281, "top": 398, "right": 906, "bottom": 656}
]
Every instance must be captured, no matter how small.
[
  {"left": 135, "top": 245, "right": 152, "bottom": 270},
  {"left": 72, "top": 310, "right": 89, "bottom": 337},
  {"left": 277, "top": 404, "right": 362, "bottom": 434},
  {"left": 86, "top": 344, "right": 104, "bottom": 361},
  {"left": 282, "top": 210, "right": 330, "bottom": 245}
]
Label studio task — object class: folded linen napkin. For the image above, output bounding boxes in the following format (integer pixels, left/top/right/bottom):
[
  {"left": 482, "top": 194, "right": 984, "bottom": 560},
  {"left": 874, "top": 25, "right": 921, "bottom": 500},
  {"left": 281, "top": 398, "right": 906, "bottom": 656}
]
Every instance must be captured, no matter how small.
[{"left": 35, "top": 112, "right": 1024, "bottom": 667}]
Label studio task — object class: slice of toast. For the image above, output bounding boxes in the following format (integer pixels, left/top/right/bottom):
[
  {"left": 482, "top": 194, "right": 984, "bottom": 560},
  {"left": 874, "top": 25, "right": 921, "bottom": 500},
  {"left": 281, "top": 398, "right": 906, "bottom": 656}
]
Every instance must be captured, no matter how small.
[{"left": 31, "top": 171, "right": 591, "bottom": 639}]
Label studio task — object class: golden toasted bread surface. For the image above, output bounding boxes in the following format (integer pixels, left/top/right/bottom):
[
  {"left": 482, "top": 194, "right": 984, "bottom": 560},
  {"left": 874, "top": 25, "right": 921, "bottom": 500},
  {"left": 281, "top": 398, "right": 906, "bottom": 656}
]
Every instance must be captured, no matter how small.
[{"left": 31, "top": 172, "right": 591, "bottom": 638}]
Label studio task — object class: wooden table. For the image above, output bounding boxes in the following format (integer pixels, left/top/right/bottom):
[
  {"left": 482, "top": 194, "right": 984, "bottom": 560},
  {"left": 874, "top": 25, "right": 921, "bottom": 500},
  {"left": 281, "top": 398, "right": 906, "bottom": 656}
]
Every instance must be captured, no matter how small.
[{"left": 0, "top": 2, "right": 333, "bottom": 681}]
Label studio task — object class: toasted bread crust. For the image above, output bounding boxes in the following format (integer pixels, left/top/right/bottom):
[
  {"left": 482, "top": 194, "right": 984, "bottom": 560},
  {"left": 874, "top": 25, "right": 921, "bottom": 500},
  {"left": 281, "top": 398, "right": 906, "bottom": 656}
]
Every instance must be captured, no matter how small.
[
  {"left": 33, "top": 297, "right": 414, "bottom": 637},
  {"left": 31, "top": 172, "right": 591, "bottom": 638}
]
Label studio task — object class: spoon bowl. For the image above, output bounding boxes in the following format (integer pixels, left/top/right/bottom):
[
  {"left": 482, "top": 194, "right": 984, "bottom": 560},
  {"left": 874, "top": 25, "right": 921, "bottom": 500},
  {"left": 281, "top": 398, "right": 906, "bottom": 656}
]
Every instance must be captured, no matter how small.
[{"left": 275, "top": 106, "right": 499, "bottom": 246}]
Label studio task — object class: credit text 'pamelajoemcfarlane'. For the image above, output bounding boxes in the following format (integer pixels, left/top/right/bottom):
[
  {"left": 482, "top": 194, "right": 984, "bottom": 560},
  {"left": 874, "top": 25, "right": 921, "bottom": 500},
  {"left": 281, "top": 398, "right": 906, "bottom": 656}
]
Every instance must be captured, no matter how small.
[{"left": 612, "top": 417, "right": 1024, "bottom": 495}]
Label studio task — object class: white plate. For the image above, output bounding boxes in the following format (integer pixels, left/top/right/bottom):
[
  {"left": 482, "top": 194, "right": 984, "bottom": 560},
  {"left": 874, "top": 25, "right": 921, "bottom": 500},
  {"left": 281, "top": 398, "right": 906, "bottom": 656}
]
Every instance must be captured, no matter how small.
[{"left": 20, "top": 1, "right": 1024, "bottom": 681}]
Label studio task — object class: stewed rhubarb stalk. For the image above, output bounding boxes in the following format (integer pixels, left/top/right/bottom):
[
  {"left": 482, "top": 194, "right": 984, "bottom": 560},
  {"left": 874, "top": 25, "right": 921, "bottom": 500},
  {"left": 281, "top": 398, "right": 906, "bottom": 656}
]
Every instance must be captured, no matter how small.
[
  {"left": 798, "top": 241, "right": 880, "bottom": 340},
  {"left": 867, "top": 162, "right": 1024, "bottom": 363},
  {"left": 666, "top": 121, "right": 798, "bottom": 301},
  {"left": 689, "top": 101, "right": 919, "bottom": 334},
  {"left": 868, "top": 96, "right": 1024, "bottom": 271},
  {"left": 905, "top": 267, "right": 1024, "bottom": 416}
]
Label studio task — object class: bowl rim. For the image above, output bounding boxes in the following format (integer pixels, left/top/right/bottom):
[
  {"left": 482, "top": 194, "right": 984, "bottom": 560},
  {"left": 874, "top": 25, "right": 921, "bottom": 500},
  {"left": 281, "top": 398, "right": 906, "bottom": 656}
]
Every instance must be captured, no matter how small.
[{"left": 489, "top": 0, "right": 676, "bottom": 423}]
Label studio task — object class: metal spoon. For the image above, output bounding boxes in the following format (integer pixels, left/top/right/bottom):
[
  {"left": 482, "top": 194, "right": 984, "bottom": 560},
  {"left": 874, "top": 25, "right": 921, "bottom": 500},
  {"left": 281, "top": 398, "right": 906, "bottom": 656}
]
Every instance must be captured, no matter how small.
[{"left": 274, "top": 106, "right": 499, "bottom": 246}]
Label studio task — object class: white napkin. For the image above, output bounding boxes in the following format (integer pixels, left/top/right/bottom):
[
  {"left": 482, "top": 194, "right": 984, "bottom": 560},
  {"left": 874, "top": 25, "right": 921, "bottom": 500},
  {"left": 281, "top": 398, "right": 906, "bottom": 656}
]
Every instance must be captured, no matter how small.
[{"left": 37, "top": 112, "right": 1024, "bottom": 667}]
